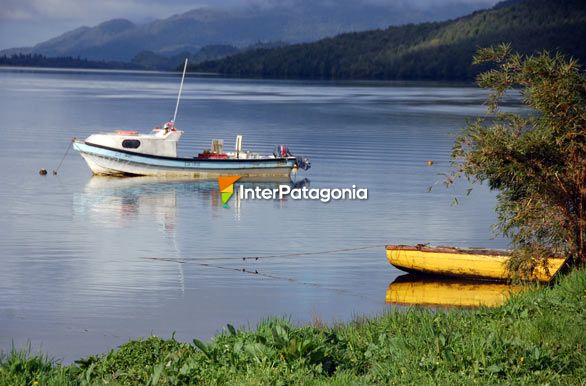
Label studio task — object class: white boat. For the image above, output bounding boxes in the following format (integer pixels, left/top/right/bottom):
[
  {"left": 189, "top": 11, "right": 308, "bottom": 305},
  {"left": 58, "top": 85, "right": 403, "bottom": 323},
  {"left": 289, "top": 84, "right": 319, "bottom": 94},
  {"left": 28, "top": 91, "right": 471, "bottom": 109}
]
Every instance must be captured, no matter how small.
[{"left": 73, "top": 59, "right": 310, "bottom": 180}]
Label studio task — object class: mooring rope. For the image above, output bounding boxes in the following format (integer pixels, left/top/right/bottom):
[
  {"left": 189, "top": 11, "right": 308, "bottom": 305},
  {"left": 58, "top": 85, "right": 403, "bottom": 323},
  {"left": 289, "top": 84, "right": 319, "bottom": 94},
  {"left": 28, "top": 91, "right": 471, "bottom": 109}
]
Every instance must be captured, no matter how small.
[
  {"left": 239, "top": 244, "right": 385, "bottom": 260},
  {"left": 143, "top": 256, "right": 371, "bottom": 300},
  {"left": 143, "top": 244, "right": 386, "bottom": 299},
  {"left": 53, "top": 138, "right": 75, "bottom": 175},
  {"left": 155, "top": 244, "right": 385, "bottom": 263}
]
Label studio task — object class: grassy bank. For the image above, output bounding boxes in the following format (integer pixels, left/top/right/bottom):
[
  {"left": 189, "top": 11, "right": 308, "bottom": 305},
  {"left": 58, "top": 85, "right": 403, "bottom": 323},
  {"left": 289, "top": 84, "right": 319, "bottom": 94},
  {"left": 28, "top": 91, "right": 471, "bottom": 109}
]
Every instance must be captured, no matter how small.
[{"left": 2, "top": 271, "right": 585, "bottom": 385}]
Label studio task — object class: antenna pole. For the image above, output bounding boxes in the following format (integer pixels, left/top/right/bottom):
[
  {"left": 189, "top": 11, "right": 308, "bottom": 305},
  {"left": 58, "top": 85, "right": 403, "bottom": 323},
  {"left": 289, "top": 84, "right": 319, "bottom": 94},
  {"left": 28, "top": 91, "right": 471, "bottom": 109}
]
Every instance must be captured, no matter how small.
[{"left": 172, "top": 58, "right": 188, "bottom": 125}]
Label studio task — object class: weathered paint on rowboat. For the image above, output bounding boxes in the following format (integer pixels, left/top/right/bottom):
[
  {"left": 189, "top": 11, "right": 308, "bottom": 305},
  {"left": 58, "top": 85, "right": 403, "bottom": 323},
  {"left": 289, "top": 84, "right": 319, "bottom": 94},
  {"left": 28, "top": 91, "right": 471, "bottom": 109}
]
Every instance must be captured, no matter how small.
[
  {"left": 386, "top": 245, "right": 567, "bottom": 283},
  {"left": 385, "top": 275, "right": 524, "bottom": 307}
]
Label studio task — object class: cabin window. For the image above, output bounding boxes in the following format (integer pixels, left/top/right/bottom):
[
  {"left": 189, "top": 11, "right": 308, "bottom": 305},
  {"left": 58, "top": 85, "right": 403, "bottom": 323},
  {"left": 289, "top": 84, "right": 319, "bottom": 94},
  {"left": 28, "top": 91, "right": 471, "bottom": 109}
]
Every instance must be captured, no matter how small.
[{"left": 122, "top": 139, "right": 141, "bottom": 149}]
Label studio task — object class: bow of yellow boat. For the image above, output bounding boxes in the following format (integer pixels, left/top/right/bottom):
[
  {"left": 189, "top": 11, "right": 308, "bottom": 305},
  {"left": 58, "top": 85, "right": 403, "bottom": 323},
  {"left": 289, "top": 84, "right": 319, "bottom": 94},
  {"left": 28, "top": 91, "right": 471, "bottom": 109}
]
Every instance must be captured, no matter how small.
[{"left": 386, "top": 245, "right": 567, "bottom": 283}]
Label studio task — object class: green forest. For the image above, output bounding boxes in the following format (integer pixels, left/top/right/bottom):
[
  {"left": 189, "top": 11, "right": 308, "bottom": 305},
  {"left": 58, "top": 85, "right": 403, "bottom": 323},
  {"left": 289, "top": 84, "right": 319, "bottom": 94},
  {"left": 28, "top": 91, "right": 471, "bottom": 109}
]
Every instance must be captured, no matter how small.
[
  {"left": 3, "top": 0, "right": 585, "bottom": 80},
  {"left": 193, "top": 0, "right": 586, "bottom": 80}
]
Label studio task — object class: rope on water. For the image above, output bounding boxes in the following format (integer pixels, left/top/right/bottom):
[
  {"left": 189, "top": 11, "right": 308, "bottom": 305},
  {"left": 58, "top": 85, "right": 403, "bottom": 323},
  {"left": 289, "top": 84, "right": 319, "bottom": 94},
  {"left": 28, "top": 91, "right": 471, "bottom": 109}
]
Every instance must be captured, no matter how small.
[
  {"left": 143, "top": 256, "right": 371, "bottom": 300},
  {"left": 53, "top": 138, "right": 75, "bottom": 175},
  {"left": 142, "top": 244, "right": 386, "bottom": 299},
  {"left": 144, "top": 244, "right": 385, "bottom": 263},
  {"left": 146, "top": 244, "right": 384, "bottom": 263},
  {"left": 239, "top": 244, "right": 386, "bottom": 261}
]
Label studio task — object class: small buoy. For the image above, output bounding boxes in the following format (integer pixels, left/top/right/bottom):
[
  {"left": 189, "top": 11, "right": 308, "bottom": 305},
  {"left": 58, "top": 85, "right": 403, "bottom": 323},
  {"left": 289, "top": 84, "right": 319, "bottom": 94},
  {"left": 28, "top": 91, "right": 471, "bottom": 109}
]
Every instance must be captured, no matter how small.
[
  {"left": 426, "top": 160, "right": 434, "bottom": 166},
  {"left": 39, "top": 169, "right": 48, "bottom": 175},
  {"left": 52, "top": 170, "right": 58, "bottom": 175}
]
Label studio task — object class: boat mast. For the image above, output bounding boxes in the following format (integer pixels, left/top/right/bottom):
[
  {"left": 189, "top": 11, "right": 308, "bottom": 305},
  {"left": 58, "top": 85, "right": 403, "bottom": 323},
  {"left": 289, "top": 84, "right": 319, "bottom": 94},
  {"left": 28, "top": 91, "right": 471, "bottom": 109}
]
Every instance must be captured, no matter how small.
[{"left": 172, "top": 58, "right": 188, "bottom": 126}]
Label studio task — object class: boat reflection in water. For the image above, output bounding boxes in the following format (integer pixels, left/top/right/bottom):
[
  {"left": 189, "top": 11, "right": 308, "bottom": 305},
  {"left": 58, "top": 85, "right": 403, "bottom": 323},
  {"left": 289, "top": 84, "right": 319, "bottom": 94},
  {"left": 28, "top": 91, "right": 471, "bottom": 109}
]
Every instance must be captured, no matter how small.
[
  {"left": 72, "top": 176, "right": 312, "bottom": 293},
  {"left": 74, "top": 176, "right": 311, "bottom": 226},
  {"left": 386, "top": 274, "right": 526, "bottom": 308}
]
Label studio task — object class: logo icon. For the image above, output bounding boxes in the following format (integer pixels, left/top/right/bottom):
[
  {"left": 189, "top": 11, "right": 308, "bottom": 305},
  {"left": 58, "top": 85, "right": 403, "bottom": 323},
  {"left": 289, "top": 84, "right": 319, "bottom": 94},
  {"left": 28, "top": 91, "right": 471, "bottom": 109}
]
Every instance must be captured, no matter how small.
[{"left": 217, "top": 176, "right": 241, "bottom": 208}]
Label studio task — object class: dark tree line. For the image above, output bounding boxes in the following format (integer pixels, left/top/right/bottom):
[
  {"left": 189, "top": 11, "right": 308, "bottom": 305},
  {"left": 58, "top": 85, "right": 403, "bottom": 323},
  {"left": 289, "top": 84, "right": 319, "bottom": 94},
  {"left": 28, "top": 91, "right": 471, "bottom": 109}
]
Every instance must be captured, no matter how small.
[
  {"left": 0, "top": 54, "right": 140, "bottom": 70},
  {"left": 193, "top": 0, "right": 586, "bottom": 81}
]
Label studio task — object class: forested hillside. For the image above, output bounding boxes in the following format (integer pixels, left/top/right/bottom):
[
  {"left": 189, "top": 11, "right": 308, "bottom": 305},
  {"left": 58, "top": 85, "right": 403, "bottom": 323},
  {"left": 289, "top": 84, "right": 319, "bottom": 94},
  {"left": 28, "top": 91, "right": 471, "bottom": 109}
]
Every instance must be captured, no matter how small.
[
  {"left": 193, "top": 0, "right": 586, "bottom": 80},
  {"left": 0, "top": 1, "right": 489, "bottom": 62}
]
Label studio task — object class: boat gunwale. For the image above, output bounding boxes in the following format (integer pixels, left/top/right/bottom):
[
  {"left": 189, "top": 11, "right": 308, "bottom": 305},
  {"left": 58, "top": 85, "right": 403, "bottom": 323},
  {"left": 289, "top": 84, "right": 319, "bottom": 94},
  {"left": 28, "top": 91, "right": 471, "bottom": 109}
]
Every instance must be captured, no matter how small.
[
  {"left": 386, "top": 244, "right": 511, "bottom": 256},
  {"left": 385, "top": 244, "right": 568, "bottom": 283},
  {"left": 79, "top": 151, "right": 295, "bottom": 172},
  {"left": 76, "top": 140, "right": 297, "bottom": 163}
]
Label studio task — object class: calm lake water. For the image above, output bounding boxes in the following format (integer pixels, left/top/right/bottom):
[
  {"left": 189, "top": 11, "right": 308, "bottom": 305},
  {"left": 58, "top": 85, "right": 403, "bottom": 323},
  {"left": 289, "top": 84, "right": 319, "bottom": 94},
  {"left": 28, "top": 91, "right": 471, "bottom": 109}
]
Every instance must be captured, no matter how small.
[{"left": 0, "top": 67, "right": 513, "bottom": 362}]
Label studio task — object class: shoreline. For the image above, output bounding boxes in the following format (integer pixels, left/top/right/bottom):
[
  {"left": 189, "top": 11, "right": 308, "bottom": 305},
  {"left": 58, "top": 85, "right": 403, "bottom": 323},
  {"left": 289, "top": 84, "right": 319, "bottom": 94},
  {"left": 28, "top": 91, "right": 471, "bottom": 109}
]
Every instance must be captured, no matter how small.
[{"left": 2, "top": 270, "right": 584, "bottom": 384}]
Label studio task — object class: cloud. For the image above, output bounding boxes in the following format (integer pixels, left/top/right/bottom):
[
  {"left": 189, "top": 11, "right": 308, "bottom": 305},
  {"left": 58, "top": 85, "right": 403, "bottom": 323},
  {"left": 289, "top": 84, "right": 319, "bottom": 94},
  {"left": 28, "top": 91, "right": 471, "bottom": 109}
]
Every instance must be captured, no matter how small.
[
  {"left": 0, "top": 0, "right": 500, "bottom": 49},
  {"left": 0, "top": 0, "right": 500, "bottom": 22},
  {"left": 0, "top": 0, "right": 209, "bottom": 22}
]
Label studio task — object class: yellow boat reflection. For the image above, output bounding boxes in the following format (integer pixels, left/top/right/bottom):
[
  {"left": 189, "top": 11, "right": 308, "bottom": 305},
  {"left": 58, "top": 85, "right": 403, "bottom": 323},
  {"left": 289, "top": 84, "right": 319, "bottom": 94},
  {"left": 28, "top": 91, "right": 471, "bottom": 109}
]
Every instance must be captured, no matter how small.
[{"left": 385, "top": 274, "right": 525, "bottom": 307}]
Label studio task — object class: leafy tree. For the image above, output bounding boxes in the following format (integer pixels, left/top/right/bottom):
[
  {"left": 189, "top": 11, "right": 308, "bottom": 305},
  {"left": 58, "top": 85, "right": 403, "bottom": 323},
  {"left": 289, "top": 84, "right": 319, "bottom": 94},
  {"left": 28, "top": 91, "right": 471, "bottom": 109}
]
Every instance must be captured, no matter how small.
[{"left": 451, "top": 44, "right": 586, "bottom": 276}]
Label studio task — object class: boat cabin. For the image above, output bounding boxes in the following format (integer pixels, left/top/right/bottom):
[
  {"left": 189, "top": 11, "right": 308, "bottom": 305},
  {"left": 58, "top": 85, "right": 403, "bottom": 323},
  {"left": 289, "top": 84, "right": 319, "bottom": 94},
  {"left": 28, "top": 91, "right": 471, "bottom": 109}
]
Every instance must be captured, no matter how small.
[{"left": 85, "top": 124, "right": 183, "bottom": 158}]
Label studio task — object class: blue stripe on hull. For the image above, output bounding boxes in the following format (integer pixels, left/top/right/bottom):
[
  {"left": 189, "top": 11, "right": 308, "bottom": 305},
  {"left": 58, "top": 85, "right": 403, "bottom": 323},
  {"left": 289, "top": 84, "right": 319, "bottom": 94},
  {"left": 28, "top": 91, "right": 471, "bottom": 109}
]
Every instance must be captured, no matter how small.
[{"left": 73, "top": 141, "right": 296, "bottom": 175}]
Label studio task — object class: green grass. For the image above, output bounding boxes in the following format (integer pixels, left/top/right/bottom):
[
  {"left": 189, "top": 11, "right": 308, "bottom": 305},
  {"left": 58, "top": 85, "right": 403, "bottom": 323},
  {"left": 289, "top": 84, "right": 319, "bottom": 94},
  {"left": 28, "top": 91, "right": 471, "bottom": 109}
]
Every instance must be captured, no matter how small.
[{"left": 2, "top": 269, "right": 585, "bottom": 385}]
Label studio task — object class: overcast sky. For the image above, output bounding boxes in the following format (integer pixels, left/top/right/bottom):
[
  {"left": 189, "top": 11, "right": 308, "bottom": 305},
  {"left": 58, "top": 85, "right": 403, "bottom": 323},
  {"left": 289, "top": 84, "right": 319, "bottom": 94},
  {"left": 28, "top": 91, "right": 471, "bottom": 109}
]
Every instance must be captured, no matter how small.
[{"left": 0, "top": 0, "right": 500, "bottom": 50}]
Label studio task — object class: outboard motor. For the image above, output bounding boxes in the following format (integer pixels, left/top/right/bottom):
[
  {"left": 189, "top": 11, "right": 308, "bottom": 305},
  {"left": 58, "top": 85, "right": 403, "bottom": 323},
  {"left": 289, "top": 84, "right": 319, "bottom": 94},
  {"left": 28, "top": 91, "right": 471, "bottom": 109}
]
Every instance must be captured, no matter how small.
[
  {"left": 295, "top": 156, "right": 311, "bottom": 171},
  {"left": 274, "top": 145, "right": 310, "bottom": 170}
]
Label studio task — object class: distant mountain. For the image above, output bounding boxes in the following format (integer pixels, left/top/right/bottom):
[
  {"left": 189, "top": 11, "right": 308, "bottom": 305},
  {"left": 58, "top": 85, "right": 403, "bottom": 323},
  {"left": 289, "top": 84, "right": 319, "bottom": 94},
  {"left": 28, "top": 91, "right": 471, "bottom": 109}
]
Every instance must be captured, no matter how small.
[
  {"left": 19, "top": 19, "right": 138, "bottom": 62},
  {"left": 0, "top": 1, "right": 495, "bottom": 63},
  {"left": 193, "top": 0, "right": 586, "bottom": 80}
]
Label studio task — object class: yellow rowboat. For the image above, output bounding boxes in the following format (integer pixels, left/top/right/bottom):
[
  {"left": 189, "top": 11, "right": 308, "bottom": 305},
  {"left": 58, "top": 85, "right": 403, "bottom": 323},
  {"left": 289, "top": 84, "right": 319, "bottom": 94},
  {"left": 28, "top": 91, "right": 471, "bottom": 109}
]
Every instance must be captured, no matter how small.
[
  {"left": 386, "top": 245, "right": 567, "bottom": 283},
  {"left": 386, "top": 275, "right": 524, "bottom": 307}
]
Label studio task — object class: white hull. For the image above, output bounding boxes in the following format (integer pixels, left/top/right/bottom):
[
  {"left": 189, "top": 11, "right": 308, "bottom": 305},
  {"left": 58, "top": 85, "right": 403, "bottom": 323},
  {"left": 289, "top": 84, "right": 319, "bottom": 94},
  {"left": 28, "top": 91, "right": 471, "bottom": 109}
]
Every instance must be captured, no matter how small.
[{"left": 74, "top": 141, "right": 297, "bottom": 180}]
